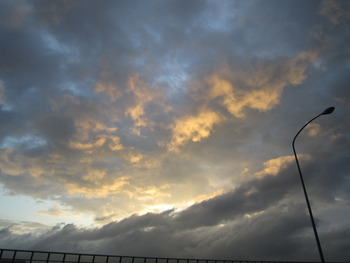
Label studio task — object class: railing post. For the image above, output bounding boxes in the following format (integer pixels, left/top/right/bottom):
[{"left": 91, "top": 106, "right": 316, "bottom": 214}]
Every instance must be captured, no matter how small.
[
  {"left": 29, "top": 251, "right": 34, "bottom": 263},
  {"left": 11, "top": 250, "right": 17, "bottom": 263}
]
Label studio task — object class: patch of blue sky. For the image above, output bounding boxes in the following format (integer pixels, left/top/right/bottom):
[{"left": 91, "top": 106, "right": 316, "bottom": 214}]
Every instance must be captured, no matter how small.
[
  {"left": 153, "top": 56, "right": 190, "bottom": 95},
  {"left": 0, "top": 191, "right": 95, "bottom": 231},
  {"left": 128, "top": 29, "right": 143, "bottom": 50},
  {"left": 0, "top": 190, "right": 51, "bottom": 224},
  {"left": 156, "top": 71, "right": 189, "bottom": 95},
  {"left": 0, "top": 135, "right": 47, "bottom": 150},
  {"left": 41, "top": 29, "right": 68, "bottom": 53},
  {"left": 61, "top": 80, "right": 96, "bottom": 98},
  {"left": 41, "top": 29, "right": 80, "bottom": 64},
  {"left": 61, "top": 81, "right": 83, "bottom": 95},
  {"left": 0, "top": 101, "right": 13, "bottom": 111},
  {"left": 0, "top": 79, "right": 13, "bottom": 111},
  {"left": 144, "top": 24, "right": 162, "bottom": 45},
  {"left": 254, "top": 48, "right": 295, "bottom": 60},
  {"left": 199, "top": 1, "right": 236, "bottom": 32},
  {"left": 129, "top": 32, "right": 147, "bottom": 68},
  {"left": 133, "top": 55, "right": 147, "bottom": 68},
  {"left": 313, "top": 59, "right": 328, "bottom": 71}
]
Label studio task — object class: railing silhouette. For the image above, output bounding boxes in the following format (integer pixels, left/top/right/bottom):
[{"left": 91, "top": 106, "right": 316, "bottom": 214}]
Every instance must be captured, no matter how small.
[{"left": 0, "top": 248, "right": 342, "bottom": 263}]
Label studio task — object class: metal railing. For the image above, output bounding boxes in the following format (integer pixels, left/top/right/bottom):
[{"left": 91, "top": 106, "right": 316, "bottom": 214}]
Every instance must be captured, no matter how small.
[{"left": 0, "top": 248, "right": 341, "bottom": 263}]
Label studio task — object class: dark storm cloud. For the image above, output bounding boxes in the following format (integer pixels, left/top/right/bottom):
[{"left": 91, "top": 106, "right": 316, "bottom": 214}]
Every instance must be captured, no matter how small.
[{"left": 1, "top": 146, "right": 349, "bottom": 261}]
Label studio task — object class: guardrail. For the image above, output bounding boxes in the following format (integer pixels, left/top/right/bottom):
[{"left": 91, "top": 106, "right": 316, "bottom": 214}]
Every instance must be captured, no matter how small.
[{"left": 0, "top": 248, "right": 340, "bottom": 263}]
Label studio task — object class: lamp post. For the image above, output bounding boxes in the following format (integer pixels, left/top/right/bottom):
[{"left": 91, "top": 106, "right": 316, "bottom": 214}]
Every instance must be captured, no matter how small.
[{"left": 292, "top": 106, "right": 335, "bottom": 263}]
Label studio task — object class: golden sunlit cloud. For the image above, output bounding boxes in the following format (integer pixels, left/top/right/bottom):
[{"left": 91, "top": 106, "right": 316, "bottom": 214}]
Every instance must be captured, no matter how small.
[
  {"left": 254, "top": 155, "right": 300, "bottom": 178},
  {"left": 127, "top": 152, "right": 144, "bottom": 164},
  {"left": 126, "top": 75, "right": 155, "bottom": 135},
  {"left": 168, "top": 109, "right": 223, "bottom": 151},
  {"left": 69, "top": 118, "right": 123, "bottom": 153},
  {"left": 124, "top": 152, "right": 160, "bottom": 168},
  {"left": 207, "top": 50, "right": 319, "bottom": 118},
  {"left": 95, "top": 82, "right": 123, "bottom": 102},
  {"left": 131, "top": 184, "right": 172, "bottom": 201},
  {"left": 65, "top": 176, "right": 130, "bottom": 198},
  {"left": 26, "top": 162, "right": 48, "bottom": 179},
  {"left": 5, "top": 221, "right": 51, "bottom": 235},
  {"left": 74, "top": 118, "right": 117, "bottom": 139},
  {"left": 0, "top": 149, "right": 25, "bottom": 176},
  {"left": 69, "top": 136, "right": 106, "bottom": 151},
  {"left": 38, "top": 204, "right": 80, "bottom": 218},
  {"left": 82, "top": 169, "right": 106, "bottom": 182},
  {"left": 306, "top": 123, "right": 321, "bottom": 137},
  {"left": 69, "top": 134, "right": 123, "bottom": 152},
  {"left": 208, "top": 75, "right": 281, "bottom": 118},
  {"left": 193, "top": 188, "right": 227, "bottom": 204},
  {"left": 286, "top": 51, "right": 319, "bottom": 85}
]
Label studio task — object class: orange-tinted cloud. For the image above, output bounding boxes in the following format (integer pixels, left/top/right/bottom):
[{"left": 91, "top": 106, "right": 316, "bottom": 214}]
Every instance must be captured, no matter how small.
[
  {"left": 125, "top": 75, "right": 156, "bottom": 135},
  {"left": 254, "top": 155, "right": 305, "bottom": 178},
  {"left": 94, "top": 82, "right": 123, "bottom": 102},
  {"left": 69, "top": 118, "right": 122, "bottom": 153},
  {"left": 207, "top": 50, "right": 319, "bottom": 118},
  {"left": 65, "top": 175, "right": 130, "bottom": 198},
  {"left": 168, "top": 109, "right": 223, "bottom": 151},
  {"left": 306, "top": 123, "right": 321, "bottom": 137}
]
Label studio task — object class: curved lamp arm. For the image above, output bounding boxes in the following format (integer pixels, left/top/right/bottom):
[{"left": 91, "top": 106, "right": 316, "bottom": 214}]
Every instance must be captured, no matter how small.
[
  {"left": 292, "top": 107, "right": 334, "bottom": 150},
  {"left": 292, "top": 106, "right": 334, "bottom": 263}
]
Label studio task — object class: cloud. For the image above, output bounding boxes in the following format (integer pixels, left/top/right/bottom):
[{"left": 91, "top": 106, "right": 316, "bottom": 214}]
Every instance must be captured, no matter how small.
[
  {"left": 0, "top": 79, "right": 4, "bottom": 101},
  {"left": 306, "top": 123, "right": 321, "bottom": 137},
  {"left": 168, "top": 109, "right": 222, "bottom": 151},
  {"left": 319, "top": 0, "right": 350, "bottom": 25},
  {"left": 0, "top": 0, "right": 350, "bottom": 261},
  {"left": 205, "top": 50, "right": 319, "bottom": 119},
  {"left": 254, "top": 155, "right": 296, "bottom": 178},
  {"left": 94, "top": 82, "right": 122, "bottom": 103},
  {"left": 1, "top": 152, "right": 349, "bottom": 261},
  {"left": 125, "top": 76, "right": 158, "bottom": 136},
  {"left": 0, "top": 1, "right": 32, "bottom": 30}
]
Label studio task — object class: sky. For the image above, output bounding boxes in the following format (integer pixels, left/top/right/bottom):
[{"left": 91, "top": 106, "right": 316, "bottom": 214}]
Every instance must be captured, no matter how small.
[{"left": 0, "top": 0, "right": 350, "bottom": 261}]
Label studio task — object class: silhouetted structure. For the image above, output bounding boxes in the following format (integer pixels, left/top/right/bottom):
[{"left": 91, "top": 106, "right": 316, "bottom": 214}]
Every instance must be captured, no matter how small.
[
  {"left": 0, "top": 248, "right": 345, "bottom": 263},
  {"left": 292, "top": 106, "right": 335, "bottom": 263}
]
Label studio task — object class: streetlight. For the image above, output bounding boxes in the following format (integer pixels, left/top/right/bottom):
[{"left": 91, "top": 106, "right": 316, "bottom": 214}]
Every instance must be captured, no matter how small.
[{"left": 292, "top": 106, "right": 335, "bottom": 263}]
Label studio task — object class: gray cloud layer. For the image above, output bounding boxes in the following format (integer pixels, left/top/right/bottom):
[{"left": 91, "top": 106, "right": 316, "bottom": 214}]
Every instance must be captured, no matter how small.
[
  {"left": 1, "top": 0, "right": 350, "bottom": 261},
  {"left": 1, "top": 148, "right": 350, "bottom": 261}
]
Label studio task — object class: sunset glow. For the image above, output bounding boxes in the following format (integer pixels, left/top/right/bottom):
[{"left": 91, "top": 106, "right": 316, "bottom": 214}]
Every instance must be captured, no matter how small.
[{"left": 0, "top": 0, "right": 349, "bottom": 261}]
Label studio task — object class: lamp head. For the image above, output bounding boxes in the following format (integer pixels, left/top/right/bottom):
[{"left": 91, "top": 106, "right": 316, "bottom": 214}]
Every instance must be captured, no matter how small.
[{"left": 321, "top": 106, "right": 335, "bottom": 115}]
